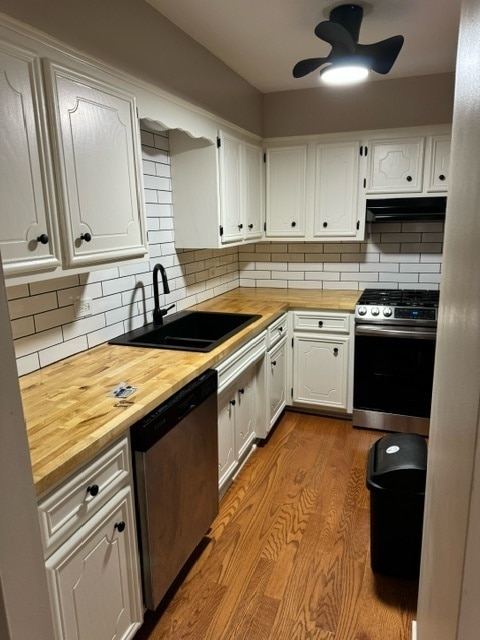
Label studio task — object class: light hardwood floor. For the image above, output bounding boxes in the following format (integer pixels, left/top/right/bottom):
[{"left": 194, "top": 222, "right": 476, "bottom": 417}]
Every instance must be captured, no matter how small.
[{"left": 134, "top": 412, "right": 418, "bottom": 640}]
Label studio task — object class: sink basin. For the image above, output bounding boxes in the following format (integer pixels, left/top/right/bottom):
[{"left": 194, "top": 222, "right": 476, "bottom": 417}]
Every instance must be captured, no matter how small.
[{"left": 109, "top": 310, "right": 261, "bottom": 352}]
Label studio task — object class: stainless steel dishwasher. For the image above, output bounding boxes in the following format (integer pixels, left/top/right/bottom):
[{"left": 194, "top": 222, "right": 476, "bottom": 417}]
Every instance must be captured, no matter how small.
[{"left": 131, "top": 369, "right": 218, "bottom": 610}]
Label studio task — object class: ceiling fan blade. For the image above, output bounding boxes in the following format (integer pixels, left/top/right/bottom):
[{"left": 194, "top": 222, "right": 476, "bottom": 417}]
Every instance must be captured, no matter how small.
[
  {"left": 357, "top": 35, "right": 405, "bottom": 74},
  {"left": 292, "top": 56, "right": 330, "bottom": 78},
  {"left": 314, "top": 20, "right": 356, "bottom": 56}
]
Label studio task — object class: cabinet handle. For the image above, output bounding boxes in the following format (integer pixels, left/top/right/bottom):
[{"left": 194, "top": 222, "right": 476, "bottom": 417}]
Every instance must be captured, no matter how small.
[
  {"left": 248, "top": 223, "right": 254, "bottom": 230},
  {"left": 291, "top": 221, "right": 296, "bottom": 227},
  {"left": 238, "top": 224, "right": 243, "bottom": 230},
  {"left": 272, "top": 360, "right": 277, "bottom": 366},
  {"left": 36, "top": 234, "right": 49, "bottom": 245},
  {"left": 230, "top": 399, "right": 236, "bottom": 406},
  {"left": 333, "top": 348, "right": 339, "bottom": 356},
  {"left": 318, "top": 320, "right": 324, "bottom": 328},
  {"left": 278, "top": 327, "right": 283, "bottom": 332},
  {"left": 238, "top": 388, "right": 245, "bottom": 395},
  {"left": 406, "top": 175, "right": 413, "bottom": 182},
  {"left": 323, "top": 221, "right": 328, "bottom": 228},
  {"left": 439, "top": 174, "right": 446, "bottom": 181},
  {"left": 80, "top": 232, "right": 92, "bottom": 242},
  {"left": 114, "top": 521, "right": 126, "bottom": 533},
  {"left": 87, "top": 484, "right": 99, "bottom": 497}
]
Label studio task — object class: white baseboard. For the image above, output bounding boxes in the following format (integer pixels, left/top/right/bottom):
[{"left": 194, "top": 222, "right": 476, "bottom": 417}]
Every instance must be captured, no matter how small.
[{"left": 412, "top": 620, "right": 417, "bottom": 640}]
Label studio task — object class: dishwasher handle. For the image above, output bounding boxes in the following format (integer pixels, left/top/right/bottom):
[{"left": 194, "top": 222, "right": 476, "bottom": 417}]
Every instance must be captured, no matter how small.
[{"left": 131, "top": 369, "right": 218, "bottom": 452}]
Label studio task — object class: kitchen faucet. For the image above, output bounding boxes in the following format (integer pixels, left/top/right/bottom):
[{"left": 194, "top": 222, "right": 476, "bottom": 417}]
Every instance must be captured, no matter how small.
[{"left": 152, "top": 263, "right": 174, "bottom": 325}]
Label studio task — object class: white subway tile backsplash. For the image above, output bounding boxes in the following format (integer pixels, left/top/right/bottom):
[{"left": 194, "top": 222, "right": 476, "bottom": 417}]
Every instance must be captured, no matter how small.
[
  {"left": 35, "top": 306, "right": 75, "bottom": 333},
  {"left": 9, "top": 292, "right": 58, "bottom": 320},
  {"left": 39, "top": 336, "right": 89, "bottom": 368}
]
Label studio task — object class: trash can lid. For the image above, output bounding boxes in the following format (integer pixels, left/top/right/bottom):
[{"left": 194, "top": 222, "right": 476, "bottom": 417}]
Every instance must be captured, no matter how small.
[{"left": 366, "top": 433, "right": 428, "bottom": 492}]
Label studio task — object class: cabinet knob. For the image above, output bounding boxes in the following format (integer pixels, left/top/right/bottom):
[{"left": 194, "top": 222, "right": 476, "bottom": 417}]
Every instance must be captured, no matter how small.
[
  {"left": 238, "top": 223, "right": 243, "bottom": 230},
  {"left": 318, "top": 320, "right": 324, "bottom": 328},
  {"left": 238, "top": 388, "right": 245, "bottom": 395},
  {"left": 272, "top": 360, "right": 277, "bottom": 366},
  {"left": 333, "top": 348, "right": 339, "bottom": 356},
  {"left": 80, "top": 232, "right": 92, "bottom": 242},
  {"left": 36, "top": 233, "right": 49, "bottom": 245},
  {"left": 439, "top": 174, "right": 446, "bottom": 181},
  {"left": 230, "top": 399, "right": 236, "bottom": 406},
  {"left": 114, "top": 521, "right": 126, "bottom": 533},
  {"left": 291, "top": 221, "right": 296, "bottom": 228},
  {"left": 87, "top": 484, "right": 99, "bottom": 497},
  {"left": 248, "top": 223, "right": 254, "bottom": 230},
  {"left": 278, "top": 327, "right": 283, "bottom": 332},
  {"left": 406, "top": 175, "right": 413, "bottom": 182},
  {"left": 323, "top": 221, "right": 328, "bottom": 228}
]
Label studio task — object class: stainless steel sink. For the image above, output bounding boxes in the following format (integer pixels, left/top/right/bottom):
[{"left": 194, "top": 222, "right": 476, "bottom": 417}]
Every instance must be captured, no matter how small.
[{"left": 109, "top": 310, "right": 261, "bottom": 352}]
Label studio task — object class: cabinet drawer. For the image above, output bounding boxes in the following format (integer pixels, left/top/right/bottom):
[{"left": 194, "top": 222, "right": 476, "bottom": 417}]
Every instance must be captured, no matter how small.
[
  {"left": 215, "top": 331, "right": 266, "bottom": 392},
  {"left": 292, "top": 310, "right": 350, "bottom": 334},
  {"left": 267, "top": 313, "right": 288, "bottom": 348},
  {"left": 38, "top": 436, "right": 131, "bottom": 557}
]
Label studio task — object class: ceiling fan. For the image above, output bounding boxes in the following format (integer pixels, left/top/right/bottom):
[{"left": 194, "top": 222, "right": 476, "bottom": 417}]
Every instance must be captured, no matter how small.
[{"left": 292, "top": 3, "right": 404, "bottom": 84}]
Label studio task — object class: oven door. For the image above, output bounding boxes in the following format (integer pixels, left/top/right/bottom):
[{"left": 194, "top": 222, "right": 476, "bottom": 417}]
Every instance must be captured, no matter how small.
[{"left": 353, "top": 324, "right": 436, "bottom": 436}]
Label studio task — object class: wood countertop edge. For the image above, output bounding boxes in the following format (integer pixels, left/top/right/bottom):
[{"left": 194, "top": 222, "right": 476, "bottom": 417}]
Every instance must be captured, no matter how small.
[{"left": 24, "top": 288, "right": 361, "bottom": 496}]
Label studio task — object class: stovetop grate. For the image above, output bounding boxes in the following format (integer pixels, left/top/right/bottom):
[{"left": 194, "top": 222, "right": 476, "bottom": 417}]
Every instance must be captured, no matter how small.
[{"left": 357, "top": 289, "right": 440, "bottom": 308}]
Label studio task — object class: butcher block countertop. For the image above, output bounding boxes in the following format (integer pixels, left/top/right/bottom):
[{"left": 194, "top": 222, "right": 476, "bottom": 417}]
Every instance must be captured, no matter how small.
[{"left": 20, "top": 287, "right": 361, "bottom": 497}]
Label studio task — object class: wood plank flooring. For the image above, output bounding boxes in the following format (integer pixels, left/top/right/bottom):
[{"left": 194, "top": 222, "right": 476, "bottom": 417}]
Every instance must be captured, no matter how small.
[{"left": 134, "top": 412, "right": 418, "bottom": 640}]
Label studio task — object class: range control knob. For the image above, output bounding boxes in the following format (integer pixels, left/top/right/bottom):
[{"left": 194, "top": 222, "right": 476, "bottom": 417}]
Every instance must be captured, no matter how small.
[
  {"left": 383, "top": 307, "right": 393, "bottom": 317},
  {"left": 371, "top": 306, "right": 380, "bottom": 316},
  {"left": 357, "top": 306, "right": 367, "bottom": 316}
]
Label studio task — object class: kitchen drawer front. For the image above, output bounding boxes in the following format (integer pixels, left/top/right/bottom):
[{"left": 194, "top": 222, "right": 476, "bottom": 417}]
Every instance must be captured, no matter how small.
[
  {"left": 38, "top": 435, "right": 131, "bottom": 557},
  {"left": 267, "top": 313, "right": 288, "bottom": 349},
  {"left": 215, "top": 330, "right": 266, "bottom": 393},
  {"left": 292, "top": 310, "right": 351, "bottom": 334}
]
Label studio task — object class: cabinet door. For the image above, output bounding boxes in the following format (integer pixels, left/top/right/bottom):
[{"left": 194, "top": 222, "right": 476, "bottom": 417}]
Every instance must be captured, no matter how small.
[
  {"left": 217, "top": 388, "right": 237, "bottom": 491},
  {"left": 244, "top": 141, "right": 264, "bottom": 241},
  {"left": 293, "top": 335, "right": 349, "bottom": 410},
  {"left": 367, "top": 138, "right": 425, "bottom": 193},
  {"left": 0, "top": 41, "right": 59, "bottom": 275},
  {"left": 218, "top": 131, "right": 244, "bottom": 244},
  {"left": 44, "top": 61, "right": 147, "bottom": 268},
  {"left": 314, "top": 142, "right": 361, "bottom": 238},
  {"left": 234, "top": 367, "right": 257, "bottom": 459},
  {"left": 268, "top": 337, "right": 287, "bottom": 429},
  {"left": 427, "top": 135, "right": 450, "bottom": 192},
  {"left": 265, "top": 146, "right": 307, "bottom": 237},
  {"left": 46, "top": 487, "right": 142, "bottom": 640}
]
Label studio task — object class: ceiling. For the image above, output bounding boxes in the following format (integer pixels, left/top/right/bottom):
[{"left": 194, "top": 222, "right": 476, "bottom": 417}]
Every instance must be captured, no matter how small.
[{"left": 146, "top": 0, "right": 461, "bottom": 94}]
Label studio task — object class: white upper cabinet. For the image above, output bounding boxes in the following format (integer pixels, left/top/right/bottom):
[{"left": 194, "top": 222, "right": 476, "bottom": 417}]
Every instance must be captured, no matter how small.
[
  {"left": 170, "top": 128, "right": 264, "bottom": 248},
  {"left": 0, "top": 40, "right": 60, "bottom": 276},
  {"left": 314, "top": 141, "right": 362, "bottom": 238},
  {"left": 265, "top": 140, "right": 364, "bottom": 241},
  {"left": 265, "top": 145, "right": 307, "bottom": 237},
  {"left": 44, "top": 61, "right": 147, "bottom": 268},
  {"left": 243, "top": 142, "right": 264, "bottom": 241},
  {"left": 427, "top": 134, "right": 451, "bottom": 192},
  {"left": 365, "top": 128, "right": 451, "bottom": 197},
  {"left": 367, "top": 137, "right": 425, "bottom": 193}
]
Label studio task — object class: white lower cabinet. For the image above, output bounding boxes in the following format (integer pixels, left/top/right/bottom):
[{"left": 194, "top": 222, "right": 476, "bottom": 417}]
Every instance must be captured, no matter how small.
[
  {"left": 215, "top": 331, "right": 266, "bottom": 495},
  {"left": 291, "top": 310, "right": 353, "bottom": 414},
  {"left": 38, "top": 435, "right": 142, "bottom": 640},
  {"left": 46, "top": 487, "right": 141, "bottom": 640},
  {"left": 267, "top": 335, "right": 288, "bottom": 429}
]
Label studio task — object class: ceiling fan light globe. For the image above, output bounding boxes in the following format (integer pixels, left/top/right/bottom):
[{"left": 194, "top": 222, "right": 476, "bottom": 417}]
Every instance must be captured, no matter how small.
[{"left": 320, "top": 63, "right": 370, "bottom": 85}]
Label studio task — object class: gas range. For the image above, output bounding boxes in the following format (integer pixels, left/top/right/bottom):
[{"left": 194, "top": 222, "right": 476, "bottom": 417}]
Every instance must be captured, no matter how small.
[{"left": 355, "top": 288, "right": 439, "bottom": 326}]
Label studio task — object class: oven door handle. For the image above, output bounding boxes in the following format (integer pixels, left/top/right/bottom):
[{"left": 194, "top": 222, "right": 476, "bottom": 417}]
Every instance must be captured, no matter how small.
[{"left": 355, "top": 324, "right": 437, "bottom": 340}]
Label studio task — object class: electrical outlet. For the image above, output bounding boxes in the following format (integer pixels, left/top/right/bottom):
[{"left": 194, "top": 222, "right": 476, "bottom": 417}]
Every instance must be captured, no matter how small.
[{"left": 74, "top": 297, "right": 93, "bottom": 318}]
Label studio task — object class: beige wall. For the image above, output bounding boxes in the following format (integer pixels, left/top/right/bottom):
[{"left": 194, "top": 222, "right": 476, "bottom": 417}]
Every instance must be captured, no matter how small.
[
  {"left": 0, "top": 0, "right": 263, "bottom": 135},
  {"left": 263, "top": 73, "right": 455, "bottom": 137}
]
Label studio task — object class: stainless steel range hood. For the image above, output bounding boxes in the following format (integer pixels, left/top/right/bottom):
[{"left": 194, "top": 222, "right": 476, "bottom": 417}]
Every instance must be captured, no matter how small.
[{"left": 366, "top": 196, "right": 447, "bottom": 222}]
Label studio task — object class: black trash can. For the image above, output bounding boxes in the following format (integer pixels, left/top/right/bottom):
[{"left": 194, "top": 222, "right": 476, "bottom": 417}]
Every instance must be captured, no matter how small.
[{"left": 366, "top": 432, "right": 428, "bottom": 579}]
